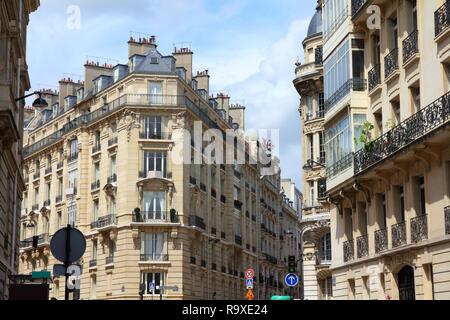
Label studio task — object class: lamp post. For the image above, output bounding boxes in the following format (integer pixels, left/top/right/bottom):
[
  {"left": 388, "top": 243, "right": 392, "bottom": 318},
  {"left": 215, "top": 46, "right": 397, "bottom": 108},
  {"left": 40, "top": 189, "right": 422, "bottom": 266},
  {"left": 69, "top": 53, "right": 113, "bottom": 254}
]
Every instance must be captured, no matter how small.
[{"left": 15, "top": 91, "right": 49, "bottom": 108}]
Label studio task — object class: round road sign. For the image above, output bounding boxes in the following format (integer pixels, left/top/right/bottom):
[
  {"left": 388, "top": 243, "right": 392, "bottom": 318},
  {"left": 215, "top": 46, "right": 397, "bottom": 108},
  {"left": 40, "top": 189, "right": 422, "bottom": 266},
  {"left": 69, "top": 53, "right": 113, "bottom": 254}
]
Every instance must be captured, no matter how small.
[
  {"left": 50, "top": 226, "right": 86, "bottom": 264},
  {"left": 245, "top": 268, "right": 255, "bottom": 279}
]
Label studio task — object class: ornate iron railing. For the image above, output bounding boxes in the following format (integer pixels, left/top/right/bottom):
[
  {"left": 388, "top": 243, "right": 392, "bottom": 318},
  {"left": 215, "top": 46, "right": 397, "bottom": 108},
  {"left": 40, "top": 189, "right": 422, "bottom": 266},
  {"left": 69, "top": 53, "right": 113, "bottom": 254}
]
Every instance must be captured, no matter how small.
[
  {"left": 89, "top": 259, "right": 97, "bottom": 268},
  {"left": 188, "top": 215, "right": 206, "bottom": 230},
  {"left": 375, "top": 228, "right": 388, "bottom": 254},
  {"left": 343, "top": 240, "right": 354, "bottom": 262},
  {"left": 392, "top": 221, "right": 407, "bottom": 248},
  {"left": 140, "top": 254, "right": 169, "bottom": 262},
  {"left": 411, "top": 214, "right": 428, "bottom": 243},
  {"left": 446, "top": 206, "right": 450, "bottom": 235},
  {"left": 368, "top": 64, "right": 381, "bottom": 92},
  {"left": 326, "top": 153, "right": 353, "bottom": 179},
  {"left": 91, "top": 214, "right": 117, "bottom": 229},
  {"left": 384, "top": 48, "right": 399, "bottom": 79},
  {"left": 403, "top": 30, "right": 419, "bottom": 64},
  {"left": 315, "top": 46, "right": 323, "bottom": 66},
  {"left": 435, "top": 1, "right": 450, "bottom": 37},
  {"left": 105, "top": 256, "right": 114, "bottom": 264},
  {"left": 108, "top": 137, "right": 118, "bottom": 146},
  {"left": 354, "top": 91, "right": 450, "bottom": 175},
  {"left": 133, "top": 211, "right": 171, "bottom": 223},
  {"left": 351, "top": 0, "right": 369, "bottom": 18},
  {"left": 19, "top": 233, "right": 50, "bottom": 248},
  {"left": 357, "top": 235, "right": 369, "bottom": 258},
  {"left": 324, "top": 79, "right": 367, "bottom": 114}
]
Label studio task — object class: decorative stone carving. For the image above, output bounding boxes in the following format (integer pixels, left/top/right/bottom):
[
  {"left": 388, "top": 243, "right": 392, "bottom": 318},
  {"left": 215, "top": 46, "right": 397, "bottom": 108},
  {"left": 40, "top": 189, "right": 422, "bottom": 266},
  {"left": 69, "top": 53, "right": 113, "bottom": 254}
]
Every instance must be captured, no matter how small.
[
  {"left": 171, "top": 111, "right": 186, "bottom": 129},
  {"left": 119, "top": 110, "right": 141, "bottom": 142},
  {"left": 109, "top": 229, "right": 118, "bottom": 242}
]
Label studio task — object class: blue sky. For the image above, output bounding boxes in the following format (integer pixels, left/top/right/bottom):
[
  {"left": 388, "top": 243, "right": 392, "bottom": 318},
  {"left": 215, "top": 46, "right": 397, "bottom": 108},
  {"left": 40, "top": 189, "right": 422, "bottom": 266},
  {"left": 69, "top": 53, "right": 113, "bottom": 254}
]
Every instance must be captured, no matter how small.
[{"left": 26, "top": 0, "right": 318, "bottom": 190}]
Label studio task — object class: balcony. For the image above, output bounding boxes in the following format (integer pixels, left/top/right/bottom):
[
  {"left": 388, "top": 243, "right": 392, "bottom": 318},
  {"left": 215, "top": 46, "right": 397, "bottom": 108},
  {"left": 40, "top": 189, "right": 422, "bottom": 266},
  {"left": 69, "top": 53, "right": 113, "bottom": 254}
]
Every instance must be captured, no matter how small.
[
  {"left": 91, "top": 215, "right": 117, "bottom": 229},
  {"left": 19, "top": 233, "right": 50, "bottom": 249},
  {"left": 140, "top": 254, "right": 169, "bottom": 262},
  {"left": 326, "top": 153, "right": 353, "bottom": 179},
  {"left": 89, "top": 259, "right": 97, "bottom": 268},
  {"left": 446, "top": 206, "right": 450, "bottom": 235},
  {"left": 324, "top": 79, "right": 367, "bottom": 115},
  {"left": 403, "top": 30, "right": 419, "bottom": 65},
  {"left": 343, "top": 240, "right": 354, "bottom": 262},
  {"left": 107, "top": 174, "right": 117, "bottom": 184},
  {"left": 411, "top": 214, "right": 428, "bottom": 243},
  {"left": 354, "top": 91, "right": 450, "bottom": 175},
  {"left": 105, "top": 256, "right": 114, "bottom": 265},
  {"left": 351, "top": 0, "right": 369, "bottom": 19},
  {"left": 108, "top": 137, "right": 118, "bottom": 146},
  {"left": 356, "top": 235, "right": 369, "bottom": 259},
  {"left": 139, "top": 132, "right": 171, "bottom": 140},
  {"left": 235, "top": 235, "right": 242, "bottom": 246},
  {"left": 91, "top": 180, "right": 100, "bottom": 191},
  {"left": 435, "top": 1, "right": 450, "bottom": 37},
  {"left": 45, "top": 167, "right": 52, "bottom": 175},
  {"left": 392, "top": 221, "right": 407, "bottom": 248},
  {"left": 188, "top": 215, "right": 206, "bottom": 230},
  {"left": 368, "top": 64, "right": 381, "bottom": 93},
  {"left": 43, "top": 199, "right": 51, "bottom": 207},
  {"left": 384, "top": 48, "right": 399, "bottom": 79},
  {"left": 33, "top": 172, "right": 40, "bottom": 180},
  {"left": 133, "top": 211, "right": 176, "bottom": 223},
  {"left": 139, "top": 170, "right": 170, "bottom": 180},
  {"left": 92, "top": 144, "right": 101, "bottom": 154},
  {"left": 375, "top": 228, "right": 388, "bottom": 254},
  {"left": 295, "top": 62, "right": 321, "bottom": 81}
]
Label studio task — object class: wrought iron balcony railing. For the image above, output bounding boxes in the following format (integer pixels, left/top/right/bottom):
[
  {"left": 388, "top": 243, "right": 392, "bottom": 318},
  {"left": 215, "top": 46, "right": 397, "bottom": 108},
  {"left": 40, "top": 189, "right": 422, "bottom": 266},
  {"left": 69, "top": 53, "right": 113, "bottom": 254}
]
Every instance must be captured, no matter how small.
[
  {"left": 411, "top": 214, "right": 428, "bottom": 243},
  {"left": 108, "top": 136, "right": 118, "bottom": 146},
  {"left": 392, "top": 221, "right": 407, "bottom": 248},
  {"left": 351, "top": 0, "right": 369, "bottom": 18},
  {"left": 90, "top": 214, "right": 117, "bottom": 229},
  {"left": 188, "top": 215, "right": 206, "bottom": 230},
  {"left": 326, "top": 153, "right": 353, "bottom": 179},
  {"left": 368, "top": 64, "right": 381, "bottom": 92},
  {"left": 375, "top": 228, "right": 388, "bottom": 254},
  {"left": 133, "top": 211, "right": 173, "bottom": 223},
  {"left": 343, "top": 239, "right": 354, "bottom": 262},
  {"left": 324, "top": 79, "right": 367, "bottom": 115},
  {"left": 105, "top": 256, "right": 114, "bottom": 265},
  {"left": 107, "top": 174, "right": 117, "bottom": 184},
  {"left": 315, "top": 46, "right": 323, "bottom": 66},
  {"left": 356, "top": 234, "right": 369, "bottom": 258},
  {"left": 403, "top": 30, "right": 419, "bottom": 64},
  {"left": 446, "top": 206, "right": 450, "bottom": 235},
  {"left": 140, "top": 254, "right": 169, "bottom": 262},
  {"left": 354, "top": 90, "right": 450, "bottom": 175},
  {"left": 435, "top": 1, "right": 450, "bottom": 37},
  {"left": 384, "top": 48, "right": 399, "bottom": 79},
  {"left": 89, "top": 259, "right": 97, "bottom": 268},
  {"left": 19, "top": 233, "right": 50, "bottom": 248},
  {"left": 139, "top": 132, "right": 171, "bottom": 140}
]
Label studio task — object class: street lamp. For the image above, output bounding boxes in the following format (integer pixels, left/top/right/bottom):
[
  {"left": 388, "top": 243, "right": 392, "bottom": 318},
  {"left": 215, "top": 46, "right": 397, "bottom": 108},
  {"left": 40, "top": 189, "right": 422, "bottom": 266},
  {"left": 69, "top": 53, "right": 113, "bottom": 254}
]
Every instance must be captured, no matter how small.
[
  {"left": 15, "top": 91, "right": 49, "bottom": 108},
  {"left": 302, "top": 159, "right": 326, "bottom": 171}
]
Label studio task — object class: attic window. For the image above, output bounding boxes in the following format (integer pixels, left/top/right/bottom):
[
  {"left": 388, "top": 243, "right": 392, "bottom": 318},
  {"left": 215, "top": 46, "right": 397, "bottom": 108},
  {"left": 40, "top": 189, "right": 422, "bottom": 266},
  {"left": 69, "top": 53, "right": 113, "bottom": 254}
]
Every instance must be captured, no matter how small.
[{"left": 150, "top": 57, "right": 158, "bottom": 64}]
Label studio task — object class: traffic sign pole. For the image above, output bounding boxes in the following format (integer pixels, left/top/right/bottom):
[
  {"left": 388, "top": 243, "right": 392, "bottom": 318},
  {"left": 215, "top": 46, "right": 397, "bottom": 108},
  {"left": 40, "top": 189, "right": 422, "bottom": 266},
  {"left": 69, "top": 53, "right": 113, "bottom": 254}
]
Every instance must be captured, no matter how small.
[{"left": 64, "top": 224, "right": 71, "bottom": 301}]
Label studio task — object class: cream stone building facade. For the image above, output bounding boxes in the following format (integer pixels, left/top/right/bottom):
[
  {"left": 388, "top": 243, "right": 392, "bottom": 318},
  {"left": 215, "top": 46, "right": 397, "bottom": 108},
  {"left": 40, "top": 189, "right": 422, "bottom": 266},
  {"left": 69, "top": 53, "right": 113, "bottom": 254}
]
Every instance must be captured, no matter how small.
[
  {"left": 0, "top": 0, "right": 39, "bottom": 299},
  {"left": 18, "top": 36, "right": 301, "bottom": 300},
  {"left": 316, "top": 0, "right": 450, "bottom": 300},
  {"left": 294, "top": 1, "right": 333, "bottom": 300}
]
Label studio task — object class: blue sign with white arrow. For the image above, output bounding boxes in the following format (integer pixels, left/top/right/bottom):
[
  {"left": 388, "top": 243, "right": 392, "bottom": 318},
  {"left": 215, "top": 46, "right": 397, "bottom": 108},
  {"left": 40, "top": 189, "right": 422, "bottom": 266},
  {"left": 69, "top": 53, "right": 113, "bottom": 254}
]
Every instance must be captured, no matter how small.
[
  {"left": 285, "top": 273, "right": 299, "bottom": 287},
  {"left": 246, "top": 278, "right": 254, "bottom": 289}
]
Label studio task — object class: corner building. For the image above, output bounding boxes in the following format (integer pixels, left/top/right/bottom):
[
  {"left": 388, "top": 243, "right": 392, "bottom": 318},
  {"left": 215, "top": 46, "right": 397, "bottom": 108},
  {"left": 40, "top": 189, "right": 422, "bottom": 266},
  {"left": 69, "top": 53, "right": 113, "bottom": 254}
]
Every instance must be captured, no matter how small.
[
  {"left": 319, "top": 0, "right": 450, "bottom": 300},
  {"left": 18, "top": 37, "right": 301, "bottom": 300}
]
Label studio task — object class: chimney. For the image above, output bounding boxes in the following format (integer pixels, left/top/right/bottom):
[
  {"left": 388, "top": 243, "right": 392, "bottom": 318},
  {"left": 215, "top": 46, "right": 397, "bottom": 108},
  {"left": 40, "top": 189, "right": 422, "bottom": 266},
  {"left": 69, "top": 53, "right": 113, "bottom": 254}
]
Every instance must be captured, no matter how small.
[
  {"left": 216, "top": 93, "right": 230, "bottom": 114},
  {"left": 194, "top": 70, "right": 210, "bottom": 96},
  {"left": 229, "top": 104, "right": 246, "bottom": 130},
  {"left": 84, "top": 60, "right": 113, "bottom": 95},
  {"left": 128, "top": 36, "right": 157, "bottom": 59},
  {"left": 173, "top": 47, "right": 193, "bottom": 84}
]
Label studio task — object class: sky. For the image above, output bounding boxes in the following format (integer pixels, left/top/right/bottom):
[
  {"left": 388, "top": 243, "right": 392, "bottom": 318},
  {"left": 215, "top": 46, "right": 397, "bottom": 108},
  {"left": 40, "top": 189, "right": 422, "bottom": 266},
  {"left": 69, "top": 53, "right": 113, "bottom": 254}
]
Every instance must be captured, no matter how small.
[{"left": 26, "top": 0, "right": 318, "bottom": 190}]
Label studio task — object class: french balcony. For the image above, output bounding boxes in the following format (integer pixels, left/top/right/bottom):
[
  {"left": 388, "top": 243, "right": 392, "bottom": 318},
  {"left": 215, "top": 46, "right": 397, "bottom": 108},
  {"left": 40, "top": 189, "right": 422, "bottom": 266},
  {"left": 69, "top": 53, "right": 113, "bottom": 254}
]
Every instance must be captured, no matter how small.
[
  {"left": 368, "top": 64, "right": 381, "bottom": 93},
  {"left": 435, "top": 1, "right": 450, "bottom": 37},
  {"left": 235, "top": 235, "right": 242, "bottom": 246},
  {"left": 446, "top": 206, "right": 450, "bottom": 235},
  {"left": 33, "top": 172, "right": 40, "bottom": 180},
  {"left": 140, "top": 254, "right": 169, "bottom": 262},
  {"left": 295, "top": 62, "right": 321, "bottom": 81},
  {"left": 107, "top": 174, "right": 117, "bottom": 184},
  {"left": 403, "top": 30, "right": 419, "bottom": 65},
  {"left": 384, "top": 48, "right": 399, "bottom": 79},
  {"left": 354, "top": 90, "right": 450, "bottom": 175},
  {"left": 92, "top": 144, "right": 101, "bottom": 154},
  {"left": 392, "top": 221, "right": 407, "bottom": 248},
  {"left": 411, "top": 214, "right": 428, "bottom": 243},
  {"left": 375, "top": 228, "right": 388, "bottom": 254},
  {"left": 89, "top": 259, "right": 97, "bottom": 268},
  {"left": 133, "top": 211, "right": 176, "bottom": 223},
  {"left": 105, "top": 256, "right": 114, "bottom": 265},
  {"left": 91, "top": 180, "right": 100, "bottom": 191},
  {"left": 343, "top": 240, "right": 354, "bottom": 263},
  {"left": 356, "top": 235, "right": 369, "bottom": 259},
  {"left": 351, "top": 0, "right": 370, "bottom": 19},
  {"left": 90, "top": 214, "right": 117, "bottom": 229},
  {"left": 56, "top": 195, "right": 63, "bottom": 204},
  {"left": 44, "top": 167, "right": 52, "bottom": 175},
  {"left": 326, "top": 153, "right": 353, "bottom": 180},
  {"left": 324, "top": 79, "right": 366, "bottom": 115},
  {"left": 139, "top": 132, "right": 171, "bottom": 140},
  {"left": 188, "top": 215, "right": 206, "bottom": 230},
  {"left": 108, "top": 137, "right": 118, "bottom": 146}
]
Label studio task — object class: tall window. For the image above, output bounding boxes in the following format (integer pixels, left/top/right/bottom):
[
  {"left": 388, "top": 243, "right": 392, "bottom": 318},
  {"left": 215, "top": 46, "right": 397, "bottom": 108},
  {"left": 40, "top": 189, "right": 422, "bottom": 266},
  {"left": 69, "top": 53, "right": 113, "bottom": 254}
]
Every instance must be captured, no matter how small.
[
  {"left": 319, "top": 132, "right": 325, "bottom": 162},
  {"left": 142, "top": 116, "right": 163, "bottom": 139},
  {"left": 354, "top": 114, "right": 368, "bottom": 151},
  {"left": 69, "top": 139, "right": 78, "bottom": 160},
  {"left": 306, "top": 96, "right": 313, "bottom": 119},
  {"left": 58, "top": 178, "right": 63, "bottom": 197},
  {"left": 92, "top": 240, "right": 98, "bottom": 261},
  {"left": 352, "top": 39, "right": 365, "bottom": 81},
  {"left": 323, "top": 0, "right": 348, "bottom": 38},
  {"left": 148, "top": 81, "right": 163, "bottom": 104},
  {"left": 93, "top": 200, "right": 99, "bottom": 222},
  {"left": 68, "top": 203, "right": 77, "bottom": 226},
  {"left": 143, "top": 151, "right": 167, "bottom": 178},
  {"left": 94, "top": 163, "right": 100, "bottom": 183},
  {"left": 309, "top": 181, "right": 315, "bottom": 207},
  {"left": 68, "top": 169, "right": 78, "bottom": 194},
  {"left": 46, "top": 182, "right": 51, "bottom": 202},
  {"left": 411, "top": 0, "right": 417, "bottom": 31},
  {"left": 320, "top": 233, "right": 332, "bottom": 262},
  {"left": 109, "top": 197, "right": 116, "bottom": 216},
  {"left": 400, "top": 186, "right": 405, "bottom": 222},
  {"left": 142, "top": 191, "right": 166, "bottom": 220},
  {"left": 317, "top": 93, "right": 324, "bottom": 117},
  {"left": 324, "top": 39, "right": 350, "bottom": 108},
  {"left": 419, "top": 177, "right": 426, "bottom": 216},
  {"left": 141, "top": 232, "right": 168, "bottom": 261},
  {"left": 110, "top": 156, "right": 116, "bottom": 177},
  {"left": 142, "top": 272, "right": 165, "bottom": 295},
  {"left": 34, "top": 188, "right": 39, "bottom": 206},
  {"left": 382, "top": 194, "right": 387, "bottom": 229},
  {"left": 94, "top": 130, "right": 101, "bottom": 147},
  {"left": 108, "top": 239, "right": 115, "bottom": 258},
  {"left": 325, "top": 114, "right": 351, "bottom": 165},
  {"left": 308, "top": 135, "right": 314, "bottom": 161}
]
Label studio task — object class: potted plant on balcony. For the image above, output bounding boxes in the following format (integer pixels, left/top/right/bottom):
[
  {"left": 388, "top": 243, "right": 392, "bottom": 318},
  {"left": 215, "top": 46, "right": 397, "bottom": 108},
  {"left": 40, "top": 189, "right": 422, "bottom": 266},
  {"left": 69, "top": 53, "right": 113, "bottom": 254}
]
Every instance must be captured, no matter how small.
[{"left": 356, "top": 121, "right": 375, "bottom": 153}]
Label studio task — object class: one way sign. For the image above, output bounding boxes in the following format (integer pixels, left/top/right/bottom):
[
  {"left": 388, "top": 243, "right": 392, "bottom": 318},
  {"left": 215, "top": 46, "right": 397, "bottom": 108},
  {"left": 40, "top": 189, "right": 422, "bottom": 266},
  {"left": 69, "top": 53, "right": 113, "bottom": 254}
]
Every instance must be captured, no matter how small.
[{"left": 246, "top": 278, "right": 254, "bottom": 289}]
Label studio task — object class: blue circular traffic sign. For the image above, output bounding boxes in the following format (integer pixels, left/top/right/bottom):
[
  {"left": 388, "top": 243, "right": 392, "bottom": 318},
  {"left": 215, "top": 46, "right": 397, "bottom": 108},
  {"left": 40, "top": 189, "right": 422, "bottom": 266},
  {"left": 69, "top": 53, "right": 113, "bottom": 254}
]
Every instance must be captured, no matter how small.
[{"left": 285, "top": 273, "right": 299, "bottom": 287}]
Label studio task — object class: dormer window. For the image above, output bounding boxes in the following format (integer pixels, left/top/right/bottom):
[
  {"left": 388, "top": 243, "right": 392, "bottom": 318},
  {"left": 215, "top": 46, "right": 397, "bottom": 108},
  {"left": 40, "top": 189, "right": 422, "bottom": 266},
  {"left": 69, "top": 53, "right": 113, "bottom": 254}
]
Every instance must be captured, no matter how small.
[
  {"left": 52, "top": 103, "right": 60, "bottom": 116},
  {"left": 176, "top": 67, "right": 186, "bottom": 81},
  {"left": 77, "top": 88, "right": 84, "bottom": 103},
  {"left": 197, "top": 89, "right": 207, "bottom": 100},
  {"left": 64, "top": 96, "right": 77, "bottom": 109},
  {"left": 191, "top": 79, "right": 198, "bottom": 91}
]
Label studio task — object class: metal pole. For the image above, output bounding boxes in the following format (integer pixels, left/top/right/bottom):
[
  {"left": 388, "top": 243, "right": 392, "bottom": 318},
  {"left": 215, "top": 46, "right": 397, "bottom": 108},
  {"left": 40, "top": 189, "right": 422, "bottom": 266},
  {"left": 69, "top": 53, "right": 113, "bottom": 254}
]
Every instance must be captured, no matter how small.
[{"left": 64, "top": 224, "right": 71, "bottom": 300}]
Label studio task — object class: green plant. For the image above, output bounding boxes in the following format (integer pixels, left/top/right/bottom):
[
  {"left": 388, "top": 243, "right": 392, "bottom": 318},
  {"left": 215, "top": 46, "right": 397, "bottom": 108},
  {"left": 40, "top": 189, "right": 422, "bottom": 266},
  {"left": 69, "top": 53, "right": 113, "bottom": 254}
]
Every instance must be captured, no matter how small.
[
  {"left": 357, "top": 121, "right": 375, "bottom": 152},
  {"left": 385, "top": 118, "right": 396, "bottom": 130}
]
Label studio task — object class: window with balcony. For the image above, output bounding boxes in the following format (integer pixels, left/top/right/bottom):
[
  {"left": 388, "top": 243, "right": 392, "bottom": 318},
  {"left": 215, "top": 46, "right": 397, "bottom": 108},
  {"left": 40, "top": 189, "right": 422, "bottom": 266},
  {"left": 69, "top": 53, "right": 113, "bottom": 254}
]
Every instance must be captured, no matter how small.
[
  {"left": 141, "top": 232, "right": 168, "bottom": 261},
  {"left": 309, "top": 181, "right": 315, "bottom": 207},
  {"left": 148, "top": 81, "right": 163, "bottom": 104},
  {"left": 143, "top": 151, "right": 167, "bottom": 178},
  {"left": 142, "top": 116, "right": 164, "bottom": 139},
  {"left": 320, "top": 233, "right": 332, "bottom": 262},
  {"left": 142, "top": 272, "right": 165, "bottom": 295},
  {"left": 68, "top": 203, "right": 77, "bottom": 227},
  {"left": 69, "top": 139, "right": 78, "bottom": 161},
  {"left": 325, "top": 114, "right": 351, "bottom": 167},
  {"left": 92, "top": 200, "right": 99, "bottom": 223},
  {"left": 318, "top": 93, "right": 324, "bottom": 118},
  {"left": 142, "top": 191, "right": 166, "bottom": 221},
  {"left": 354, "top": 114, "right": 368, "bottom": 151}
]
